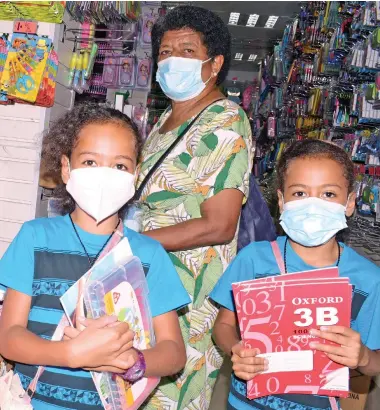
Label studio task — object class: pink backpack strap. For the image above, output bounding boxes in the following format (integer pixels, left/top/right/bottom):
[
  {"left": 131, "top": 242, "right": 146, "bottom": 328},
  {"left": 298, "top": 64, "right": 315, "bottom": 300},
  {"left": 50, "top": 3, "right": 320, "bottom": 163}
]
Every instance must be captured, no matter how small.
[
  {"left": 270, "top": 241, "right": 286, "bottom": 275},
  {"left": 270, "top": 241, "right": 340, "bottom": 410},
  {"left": 329, "top": 397, "right": 339, "bottom": 410}
]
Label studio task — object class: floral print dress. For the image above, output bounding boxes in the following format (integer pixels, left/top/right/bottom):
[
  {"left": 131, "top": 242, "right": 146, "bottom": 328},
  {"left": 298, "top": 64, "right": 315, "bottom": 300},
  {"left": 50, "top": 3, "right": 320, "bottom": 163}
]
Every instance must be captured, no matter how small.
[{"left": 138, "top": 99, "right": 253, "bottom": 410}]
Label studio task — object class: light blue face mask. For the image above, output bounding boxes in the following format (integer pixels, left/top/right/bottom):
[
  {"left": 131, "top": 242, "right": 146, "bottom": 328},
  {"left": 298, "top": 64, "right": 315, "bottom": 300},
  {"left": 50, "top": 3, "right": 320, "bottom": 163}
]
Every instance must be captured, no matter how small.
[
  {"left": 156, "top": 56, "right": 212, "bottom": 102},
  {"left": 280, "top": 197, "right": 348, "bottom": 247}
]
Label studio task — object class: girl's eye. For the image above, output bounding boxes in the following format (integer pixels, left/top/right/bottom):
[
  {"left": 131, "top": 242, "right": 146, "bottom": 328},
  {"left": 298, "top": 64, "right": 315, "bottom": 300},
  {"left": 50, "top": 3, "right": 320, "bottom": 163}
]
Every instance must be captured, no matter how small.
[
  {"left": 184, "top": 49, "right": 194, "bottom": 54},
  {"left": 160, "top": 50, "right": 170, "bottom": 56},
  {"left": 115, "top": 164, "right": 128, "bottom": 171},
  {"left": 293, "top": 191, "right": 307, "bottom": 198},
  {"left": 83, "top": 160, "right": 96, "bottom": 167},
  {"left": 323, "top": 192, "right": 336, "bottom": 199}
]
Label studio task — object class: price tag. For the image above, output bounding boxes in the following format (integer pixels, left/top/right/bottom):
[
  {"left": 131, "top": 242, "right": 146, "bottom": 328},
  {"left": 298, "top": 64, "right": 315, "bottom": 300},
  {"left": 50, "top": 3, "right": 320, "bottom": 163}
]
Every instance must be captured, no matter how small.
[{"left": 13, "top": 20, "right": 38, "bottom": 35}]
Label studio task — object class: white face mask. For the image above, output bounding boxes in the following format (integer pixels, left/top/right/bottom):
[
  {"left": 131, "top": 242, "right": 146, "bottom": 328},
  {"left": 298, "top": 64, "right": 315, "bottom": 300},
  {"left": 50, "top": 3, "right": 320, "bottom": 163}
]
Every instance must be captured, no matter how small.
[{"left": 66, "top": 166, "right": 135, "bottom": 224}]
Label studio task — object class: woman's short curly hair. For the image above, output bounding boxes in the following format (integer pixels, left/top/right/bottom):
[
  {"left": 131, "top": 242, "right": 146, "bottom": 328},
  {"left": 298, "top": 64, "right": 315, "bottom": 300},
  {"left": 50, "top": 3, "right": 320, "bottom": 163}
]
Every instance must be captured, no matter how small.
[
  {"left": 41, "top": 102, "right": 142, "bottom": 215},
  {"left": 152, "top": 5, "right": 231, "bottom": 85}
]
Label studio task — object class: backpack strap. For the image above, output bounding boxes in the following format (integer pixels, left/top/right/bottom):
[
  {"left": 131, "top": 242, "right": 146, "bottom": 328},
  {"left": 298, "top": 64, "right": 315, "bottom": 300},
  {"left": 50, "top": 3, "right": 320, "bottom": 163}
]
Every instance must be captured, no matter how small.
[
  {"left": 270, "top": 241, "right": 340, "bottom": 410},
  {"left": 329, "top": 397, "right": 339, "bottom": 410},
  {"left": 270, "top": 241, "right": 286, "bottom": 275}
]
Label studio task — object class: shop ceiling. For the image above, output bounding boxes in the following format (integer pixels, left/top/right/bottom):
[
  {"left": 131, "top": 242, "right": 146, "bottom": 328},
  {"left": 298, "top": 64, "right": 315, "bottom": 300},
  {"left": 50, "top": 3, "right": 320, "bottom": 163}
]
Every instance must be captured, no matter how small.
[{"left": 192, "top": 1, "right": 301, "bottom": 72}]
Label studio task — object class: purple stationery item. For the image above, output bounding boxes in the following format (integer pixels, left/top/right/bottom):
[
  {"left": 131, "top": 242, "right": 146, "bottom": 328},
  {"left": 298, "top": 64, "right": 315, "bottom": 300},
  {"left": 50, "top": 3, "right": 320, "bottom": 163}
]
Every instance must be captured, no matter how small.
[
  {"left": 136, "top": 58, "right": 152, "bottom": 89},
  {"left": 118, "top": 56, "right": 136, "bottom": 87},
  {"left": 140, "top": 14, "right": 155, "bottom": 48},
  {"left": 131, "top": 105, "right": 148, "bottom": 140},
  {"left": 102, "top": 56, "right": 118, "bottom": 86}
]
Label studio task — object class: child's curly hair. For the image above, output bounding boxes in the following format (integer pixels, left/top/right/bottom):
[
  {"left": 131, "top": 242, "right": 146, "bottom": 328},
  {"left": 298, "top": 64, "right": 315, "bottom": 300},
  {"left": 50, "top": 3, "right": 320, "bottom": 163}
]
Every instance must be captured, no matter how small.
[
  {"left": 41, "top": 102, "right": 142, "bottom": 215},
  {"left": 277, "top": 139, "right": 355, "bottom": 193}
]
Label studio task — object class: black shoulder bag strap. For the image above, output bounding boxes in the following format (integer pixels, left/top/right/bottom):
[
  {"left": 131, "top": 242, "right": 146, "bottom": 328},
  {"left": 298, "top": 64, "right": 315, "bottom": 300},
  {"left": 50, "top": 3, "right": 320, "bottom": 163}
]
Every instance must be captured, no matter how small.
[{"left": 133, "top": 98, "right": 225, "bottom": 201}]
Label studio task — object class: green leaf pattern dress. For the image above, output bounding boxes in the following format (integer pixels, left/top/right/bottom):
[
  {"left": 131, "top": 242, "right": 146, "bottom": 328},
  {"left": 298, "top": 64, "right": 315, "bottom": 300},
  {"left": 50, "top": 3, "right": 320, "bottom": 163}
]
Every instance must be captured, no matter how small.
[{"left": 138, "top": 99, "right": 253, "bottom": 410}]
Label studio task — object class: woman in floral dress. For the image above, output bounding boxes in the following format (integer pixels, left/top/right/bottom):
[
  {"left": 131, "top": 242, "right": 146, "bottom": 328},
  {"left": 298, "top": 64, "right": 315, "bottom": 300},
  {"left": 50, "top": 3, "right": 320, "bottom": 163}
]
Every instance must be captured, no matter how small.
[{"left": 136, "top": 6, "right": 253, "bottom": 409}]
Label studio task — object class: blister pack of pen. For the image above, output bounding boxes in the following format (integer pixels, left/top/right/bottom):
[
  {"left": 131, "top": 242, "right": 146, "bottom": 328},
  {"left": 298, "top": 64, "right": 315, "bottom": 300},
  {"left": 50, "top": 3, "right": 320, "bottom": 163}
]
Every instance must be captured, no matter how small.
[{"left": 83, "top": 256, "right": 159, "bottom": 410}]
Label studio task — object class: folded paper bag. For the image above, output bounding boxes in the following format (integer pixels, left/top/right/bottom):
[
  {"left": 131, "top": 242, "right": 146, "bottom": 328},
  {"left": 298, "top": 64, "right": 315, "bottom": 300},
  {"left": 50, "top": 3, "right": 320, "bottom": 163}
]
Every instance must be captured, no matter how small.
[{"left": 0, "top": 369, "right": 33, "bottom": 410}]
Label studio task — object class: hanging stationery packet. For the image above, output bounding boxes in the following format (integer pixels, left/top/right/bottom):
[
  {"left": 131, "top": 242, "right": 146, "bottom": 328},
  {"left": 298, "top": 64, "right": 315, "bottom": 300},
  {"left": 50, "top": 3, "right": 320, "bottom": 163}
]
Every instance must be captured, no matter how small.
[
  {"left": 118, "top": 56, "right": 136, "bottom": 87},
  {"left": 136, "top": 58, "right": 152, "bottom": 89},
  {"left": 0, "top": 34, "right": 9, "bottom": 78},
  {"left": 139, "top": 12, "right": 157, "bottom": 48},
  {"left": 0, "top": 34, "right": 10, "bottom": 103},
  {"left": 102, "top": 56, "right": 119, "bottom": 86},
  {"left": 84, "top": 42, "right": 98, "bottom": 79},
  {"left": 60, "top": 238, "right": 159, "bottom": 410},
  {"left": 35, "top": 49, "right": 58, "bottom": 107},
  {"left": 131, "top": 105, "right": 148, "bottom": 140},
  {"left": 0, "top": 1, "right": 65, "bottom": 23},
  {"left": 72, "top": 51, "right": 84, "bottom": 94},
  {"left": 1, "top": 33, "right": 52, "bottom": 103}
]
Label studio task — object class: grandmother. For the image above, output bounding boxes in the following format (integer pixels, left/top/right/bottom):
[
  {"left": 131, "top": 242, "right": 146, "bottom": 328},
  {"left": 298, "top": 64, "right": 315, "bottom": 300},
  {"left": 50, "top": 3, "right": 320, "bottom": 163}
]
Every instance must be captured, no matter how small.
[{"left": 137, "top": 6, "right": 253, "bottom": 409}]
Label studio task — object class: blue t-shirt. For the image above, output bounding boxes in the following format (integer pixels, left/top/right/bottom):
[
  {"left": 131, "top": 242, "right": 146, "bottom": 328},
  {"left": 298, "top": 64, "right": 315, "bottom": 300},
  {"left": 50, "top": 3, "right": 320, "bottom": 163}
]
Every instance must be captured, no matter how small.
[
  {"left": 0, "top": 215, "right": 190, "bottom": 410},
  {"left": 210, "top": 236, "right": 380, "bottom": 410}
]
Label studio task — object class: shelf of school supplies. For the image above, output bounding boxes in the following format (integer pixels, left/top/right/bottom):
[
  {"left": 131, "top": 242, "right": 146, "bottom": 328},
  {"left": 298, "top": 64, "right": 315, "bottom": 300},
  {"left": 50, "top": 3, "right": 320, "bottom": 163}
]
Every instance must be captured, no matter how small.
[{"left": 346, "top": 215, "right": 380, "bottom": 265}]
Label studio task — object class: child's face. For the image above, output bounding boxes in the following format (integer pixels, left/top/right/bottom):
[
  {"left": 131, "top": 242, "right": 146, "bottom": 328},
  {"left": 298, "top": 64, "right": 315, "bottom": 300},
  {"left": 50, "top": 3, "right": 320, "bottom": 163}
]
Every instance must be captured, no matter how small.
[
  {"left": 61, "top": 123, "right": 137, "bottom": 183},
  {"left": 277, "top": 156, "right": 356, "bottom": 217}
]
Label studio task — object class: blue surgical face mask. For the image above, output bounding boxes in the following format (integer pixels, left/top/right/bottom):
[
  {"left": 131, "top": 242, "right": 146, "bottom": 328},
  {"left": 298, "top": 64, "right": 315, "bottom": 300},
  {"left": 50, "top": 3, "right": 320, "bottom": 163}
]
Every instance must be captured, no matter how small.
[
  {"left": 280, "top": 196, "right": 348, "bottom": 247},
  {"left": 156, "top": 56, "right": 212, "bottom": 102}
]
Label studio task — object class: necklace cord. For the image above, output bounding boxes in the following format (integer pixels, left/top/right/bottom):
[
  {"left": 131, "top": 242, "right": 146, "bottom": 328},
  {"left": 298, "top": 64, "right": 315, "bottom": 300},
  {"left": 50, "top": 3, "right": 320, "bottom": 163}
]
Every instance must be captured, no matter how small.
[
  {"left": 69, "top": 215, "right": 120, "bottom": 268},
  {"left": 284, "top": 236, "right": 341, "bottom": 274}
]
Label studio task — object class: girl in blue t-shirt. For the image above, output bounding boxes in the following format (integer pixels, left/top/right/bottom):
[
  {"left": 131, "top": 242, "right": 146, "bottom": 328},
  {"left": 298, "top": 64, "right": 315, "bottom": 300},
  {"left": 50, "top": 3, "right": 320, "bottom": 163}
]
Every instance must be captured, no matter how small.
[
  {"left": 211, "top": 139, "right": 380, "bottom": 410},
  {"left": 0, "top": 103, "right": 190, "bottom": 410}
]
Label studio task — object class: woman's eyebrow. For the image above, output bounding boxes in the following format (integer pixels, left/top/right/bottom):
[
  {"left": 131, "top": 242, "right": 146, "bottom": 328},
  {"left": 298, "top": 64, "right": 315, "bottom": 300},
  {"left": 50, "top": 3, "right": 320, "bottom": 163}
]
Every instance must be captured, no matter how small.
[{"left": 180, "top": 41, "right": 197, "bottom": 47}]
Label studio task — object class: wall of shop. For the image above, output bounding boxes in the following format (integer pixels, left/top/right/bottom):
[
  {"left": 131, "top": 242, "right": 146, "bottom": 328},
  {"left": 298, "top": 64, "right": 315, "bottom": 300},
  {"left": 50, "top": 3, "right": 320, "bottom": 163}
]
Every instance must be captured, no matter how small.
[
  {"left": 0, "top": 14, "right": 78, "bottom": 257},
  {"left": 226, "top": 69, "right": 258, "bottom": 83}
]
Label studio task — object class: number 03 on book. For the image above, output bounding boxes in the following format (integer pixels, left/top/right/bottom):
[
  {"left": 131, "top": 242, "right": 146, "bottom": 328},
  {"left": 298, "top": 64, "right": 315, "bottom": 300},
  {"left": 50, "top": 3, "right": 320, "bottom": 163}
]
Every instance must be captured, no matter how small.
[{"left": 232, "top": 267, "right": 352, "bottom": 400}]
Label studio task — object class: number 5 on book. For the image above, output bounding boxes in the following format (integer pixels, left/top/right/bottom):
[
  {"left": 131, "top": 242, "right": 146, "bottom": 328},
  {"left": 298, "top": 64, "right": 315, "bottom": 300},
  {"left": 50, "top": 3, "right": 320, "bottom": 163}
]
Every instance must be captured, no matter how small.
[{"left": 242, "top": 316, "right": 273, "bottom": 351}]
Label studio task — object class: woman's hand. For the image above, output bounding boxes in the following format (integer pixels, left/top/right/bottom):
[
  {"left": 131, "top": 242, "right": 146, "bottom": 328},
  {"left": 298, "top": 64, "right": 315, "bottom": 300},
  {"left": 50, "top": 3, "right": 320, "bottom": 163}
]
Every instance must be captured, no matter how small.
[
  {"left": 231, "top": 343, "right": 268, "bottom": 381},
  {"left": 309, "top": 326, "right": 370, "bottom": 369},
  {"left": 66, "top": 315, "right": 135, "bottom": 370}
]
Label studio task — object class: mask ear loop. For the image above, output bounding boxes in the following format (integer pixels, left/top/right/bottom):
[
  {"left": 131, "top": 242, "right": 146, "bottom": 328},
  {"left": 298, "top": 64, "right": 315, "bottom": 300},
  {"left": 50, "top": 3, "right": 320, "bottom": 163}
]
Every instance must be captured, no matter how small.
[
  {"left": 344, "top": 193, "right": 353, "bottom": 212},
  {"left": 202, "top": 57, "right": 215, "bottom": 85}
]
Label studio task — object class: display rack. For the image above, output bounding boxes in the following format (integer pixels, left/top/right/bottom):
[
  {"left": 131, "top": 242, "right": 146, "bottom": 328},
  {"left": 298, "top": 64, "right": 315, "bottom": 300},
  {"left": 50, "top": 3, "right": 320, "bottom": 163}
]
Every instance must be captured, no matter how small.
[{"left": 251, "top": 1, "right": 380, "bottom": 254}]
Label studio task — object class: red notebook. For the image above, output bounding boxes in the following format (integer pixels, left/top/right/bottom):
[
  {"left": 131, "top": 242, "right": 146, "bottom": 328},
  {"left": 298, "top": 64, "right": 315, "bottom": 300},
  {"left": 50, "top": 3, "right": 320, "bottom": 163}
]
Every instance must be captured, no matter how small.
[{"left": 232, "top": 268, "right": 352, "bottom": 400}]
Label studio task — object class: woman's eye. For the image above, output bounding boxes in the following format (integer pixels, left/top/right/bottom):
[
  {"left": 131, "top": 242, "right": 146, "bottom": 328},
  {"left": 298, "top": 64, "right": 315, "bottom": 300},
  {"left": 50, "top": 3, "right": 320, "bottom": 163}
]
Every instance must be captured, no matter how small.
[
  {"left": 160, "top": 50, "right": 170, "bottom": 56},
  {"left": 83, "top": 160, "right": 96, "bottom": 167},
  {"left": 184, "top": 49, "right": 194, "bottom": 54},
  {"left": 115, "top": 164, "right": 128, "bottom": 171},
  {"left": 293, "top": 191, "right": 306, "bottom": 198}
]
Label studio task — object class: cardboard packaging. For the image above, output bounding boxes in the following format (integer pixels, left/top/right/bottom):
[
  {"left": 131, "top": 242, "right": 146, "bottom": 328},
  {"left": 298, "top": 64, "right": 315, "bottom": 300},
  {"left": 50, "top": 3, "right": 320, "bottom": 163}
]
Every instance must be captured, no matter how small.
[{"left": 341, "top": 371, "right": 371, "bottom": 410}]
